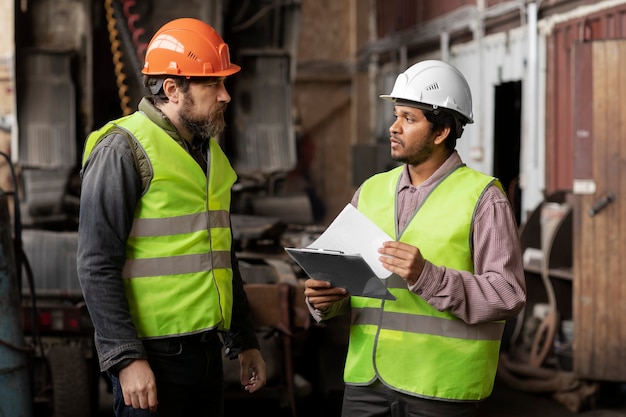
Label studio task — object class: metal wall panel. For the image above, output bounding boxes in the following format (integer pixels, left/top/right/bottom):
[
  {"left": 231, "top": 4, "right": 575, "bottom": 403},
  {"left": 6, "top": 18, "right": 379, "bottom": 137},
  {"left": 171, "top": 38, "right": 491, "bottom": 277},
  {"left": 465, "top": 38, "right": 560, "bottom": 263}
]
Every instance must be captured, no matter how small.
[
  {"left": 17, "top": 50, "right": 77, "bottom": 223},
  {"left": 232, "top": 53, "right": 296, "bottom": 175},
  {"left": 18, "top": 51, "right": 76, "bottom": 168},
  {"left": 451, "top": 27, "right": 529, "bottom": 178}
]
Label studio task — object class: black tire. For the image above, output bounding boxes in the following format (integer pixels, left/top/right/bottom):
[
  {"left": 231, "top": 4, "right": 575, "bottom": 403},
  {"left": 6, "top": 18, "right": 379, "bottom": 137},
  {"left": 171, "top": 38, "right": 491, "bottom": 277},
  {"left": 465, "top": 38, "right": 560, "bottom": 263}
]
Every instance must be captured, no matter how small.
[{"left": 47, "top": 345, "right": 91, "bottom": 417}]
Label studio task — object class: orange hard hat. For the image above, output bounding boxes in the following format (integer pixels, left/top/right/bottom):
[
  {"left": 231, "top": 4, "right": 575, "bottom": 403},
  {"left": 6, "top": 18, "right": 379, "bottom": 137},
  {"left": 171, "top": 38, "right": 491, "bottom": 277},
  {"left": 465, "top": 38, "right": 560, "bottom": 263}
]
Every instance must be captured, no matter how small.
[{"left": 142, "top": 18, "right": 240, "bottom": 77}]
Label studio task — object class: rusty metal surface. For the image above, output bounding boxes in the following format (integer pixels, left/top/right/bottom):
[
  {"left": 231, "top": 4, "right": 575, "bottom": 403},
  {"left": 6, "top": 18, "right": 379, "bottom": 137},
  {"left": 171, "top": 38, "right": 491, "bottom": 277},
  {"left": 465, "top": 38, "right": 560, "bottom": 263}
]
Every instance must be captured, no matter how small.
[{"left": 546, "top": 3, "right": 626, "bottom": 193}]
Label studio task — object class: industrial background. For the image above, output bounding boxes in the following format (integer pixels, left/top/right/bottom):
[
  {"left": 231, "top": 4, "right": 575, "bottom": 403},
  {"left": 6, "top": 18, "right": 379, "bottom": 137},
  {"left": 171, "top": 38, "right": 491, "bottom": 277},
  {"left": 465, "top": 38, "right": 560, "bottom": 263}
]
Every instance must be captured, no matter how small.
[{"left": 1, "top": 0, "right": 626, "bottom": 416}]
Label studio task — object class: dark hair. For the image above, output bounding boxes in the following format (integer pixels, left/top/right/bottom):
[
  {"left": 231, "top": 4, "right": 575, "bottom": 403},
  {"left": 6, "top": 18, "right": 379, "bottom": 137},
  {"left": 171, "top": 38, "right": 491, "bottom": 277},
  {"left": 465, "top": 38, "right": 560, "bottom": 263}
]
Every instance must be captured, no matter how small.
[
  {"left": 423, "top": 109, "right": 458, "bottom": 151},
  {"left": 143, "top": 76, "right": 192, "bottom": 104}
]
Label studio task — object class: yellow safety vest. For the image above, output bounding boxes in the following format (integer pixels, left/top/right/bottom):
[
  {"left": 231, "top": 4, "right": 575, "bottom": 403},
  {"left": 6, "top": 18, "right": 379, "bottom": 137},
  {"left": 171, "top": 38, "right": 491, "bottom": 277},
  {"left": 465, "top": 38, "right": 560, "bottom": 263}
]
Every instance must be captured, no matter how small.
[
  {"left": 347, "top": 165, "right": 504, "bottom": 401},
  {"left": 82, "top": 112, "right": 236, "bottom": 338}
]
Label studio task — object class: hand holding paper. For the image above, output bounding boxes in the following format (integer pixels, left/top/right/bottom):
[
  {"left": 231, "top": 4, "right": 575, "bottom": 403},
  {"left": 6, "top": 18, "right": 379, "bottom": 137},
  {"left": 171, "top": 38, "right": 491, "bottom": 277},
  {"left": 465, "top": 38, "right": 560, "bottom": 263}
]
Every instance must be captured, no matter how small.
[
  {"left": 305, "top": 204, "right": 393, "bottom": 278},
  {"left": 285, "top": 204, "right": 396, "bottom": 300}
]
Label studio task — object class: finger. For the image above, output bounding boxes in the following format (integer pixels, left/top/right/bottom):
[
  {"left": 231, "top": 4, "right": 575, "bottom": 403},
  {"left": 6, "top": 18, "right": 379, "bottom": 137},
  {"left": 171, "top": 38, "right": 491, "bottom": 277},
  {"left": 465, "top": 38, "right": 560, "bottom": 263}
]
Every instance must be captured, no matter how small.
[
  {"left": 244, "top": 370, "right": 256, "bottom": 390},
  {"left": 240, "top": 367, "right": 249, "bottom": 387},
  {"left": 305, "top": 278, "right": 333, "bottom": 289},
  {"left": 131, "top": 394, "right": 141, "bottom": 409},
  {"left": 379, "top": 245, "right": 407, "bottom": 258},
  {"left": 139, "top": 392, "right": 151, "bottom": 410},
  {"left": 378, "top": 247, "right": 401, "bottom": 262},
  {"left": 123, "top": 391, "right": 132, "bottom": 407},
  {"left": 244, "top": 372, "right": 265, "bottom": 393},
  {"left": 308, "top": 294, "right": 345, "bottom": 307},
  {"left": 380, "top": 254, "right": 403, "bottom": 268},
  {"left": 148, "top": 389, "right": 158, "bottom": 412},
  {"left": 305, "top": 288, "right": 346, "bottom": 299},
  {"left": 304, "top": 290, "right": 345, "bottom": 303}
]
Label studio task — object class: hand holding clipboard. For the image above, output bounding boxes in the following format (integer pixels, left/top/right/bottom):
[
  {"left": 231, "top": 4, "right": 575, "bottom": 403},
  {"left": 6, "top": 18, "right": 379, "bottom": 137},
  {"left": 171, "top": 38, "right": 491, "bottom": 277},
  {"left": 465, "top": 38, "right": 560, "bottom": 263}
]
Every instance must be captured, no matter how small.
[{"left": 285, "top": 204, "right": 395, "bottom": 300}]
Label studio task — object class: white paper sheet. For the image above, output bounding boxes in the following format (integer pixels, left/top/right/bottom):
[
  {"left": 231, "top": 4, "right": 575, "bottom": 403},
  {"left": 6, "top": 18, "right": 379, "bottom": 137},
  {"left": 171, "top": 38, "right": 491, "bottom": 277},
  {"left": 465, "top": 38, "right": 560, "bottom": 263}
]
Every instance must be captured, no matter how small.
[{"left": 306, "top": 204, "right": 393, "bottom": 278}]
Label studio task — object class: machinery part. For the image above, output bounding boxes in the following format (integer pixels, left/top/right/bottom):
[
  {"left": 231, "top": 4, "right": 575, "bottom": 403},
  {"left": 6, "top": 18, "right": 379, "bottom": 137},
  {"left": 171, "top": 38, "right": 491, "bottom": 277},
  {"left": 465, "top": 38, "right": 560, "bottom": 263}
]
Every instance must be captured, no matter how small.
[
  {"left": 142, "top": 18, "right": 240, "bottom": 77},
  {"left": 120, "top": 0, "right": 149, "bottom": 62},
  {"left": 0, "top": 191, "right": 33, "bottom": 417},
  {"left": 104, "top": 0, "right": 133, "bottom": 115},
  {"left": 110, "top": 0, "right": 145, "bottom": 90},
  {"left": 380, "top": 60, "right": 473, "bottom": 137},
  {"left": 47, "top": 345, "right": 91, "bottom": 417}
]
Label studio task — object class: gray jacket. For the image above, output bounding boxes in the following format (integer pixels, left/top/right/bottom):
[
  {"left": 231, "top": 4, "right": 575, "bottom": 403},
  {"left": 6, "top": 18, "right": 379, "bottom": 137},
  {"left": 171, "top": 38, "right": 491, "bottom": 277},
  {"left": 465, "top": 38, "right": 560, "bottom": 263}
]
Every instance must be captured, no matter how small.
[{"left": 77, "top": 97, "right": 259, "bottom": 374}]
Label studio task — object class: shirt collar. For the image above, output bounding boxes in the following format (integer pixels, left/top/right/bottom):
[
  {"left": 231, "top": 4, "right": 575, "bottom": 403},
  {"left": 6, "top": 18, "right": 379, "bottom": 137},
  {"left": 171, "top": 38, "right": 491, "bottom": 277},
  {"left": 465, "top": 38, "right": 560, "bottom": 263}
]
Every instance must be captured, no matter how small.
[{"left": 398, "top": 150, "right": 464, "bottom": 190}]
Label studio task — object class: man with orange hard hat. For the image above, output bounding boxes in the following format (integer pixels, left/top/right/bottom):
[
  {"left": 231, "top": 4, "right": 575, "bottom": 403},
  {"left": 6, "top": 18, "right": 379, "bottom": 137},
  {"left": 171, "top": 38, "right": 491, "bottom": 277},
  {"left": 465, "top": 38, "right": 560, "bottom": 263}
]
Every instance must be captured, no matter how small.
[{"left": 78, "top": 18, "right": 266, "bottom": 416}]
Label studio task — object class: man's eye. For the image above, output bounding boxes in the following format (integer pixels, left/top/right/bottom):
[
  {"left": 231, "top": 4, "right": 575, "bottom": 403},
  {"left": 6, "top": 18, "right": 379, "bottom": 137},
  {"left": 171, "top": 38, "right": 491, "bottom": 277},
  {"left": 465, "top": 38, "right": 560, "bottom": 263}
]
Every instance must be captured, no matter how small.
[
  {"left": 394, "top": 114, "right": 412, "bottom": 122},
  {"left": 196, "top": 79, "right": 222, "bottom": 88}
]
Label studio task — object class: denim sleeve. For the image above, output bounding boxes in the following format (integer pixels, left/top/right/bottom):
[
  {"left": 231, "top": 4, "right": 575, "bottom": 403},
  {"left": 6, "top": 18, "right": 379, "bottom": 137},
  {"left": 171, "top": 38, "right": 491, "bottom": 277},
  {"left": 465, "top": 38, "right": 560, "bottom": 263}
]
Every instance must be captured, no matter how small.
[{"left": 77, "top": 133, "right": 147, "bottom": 373}]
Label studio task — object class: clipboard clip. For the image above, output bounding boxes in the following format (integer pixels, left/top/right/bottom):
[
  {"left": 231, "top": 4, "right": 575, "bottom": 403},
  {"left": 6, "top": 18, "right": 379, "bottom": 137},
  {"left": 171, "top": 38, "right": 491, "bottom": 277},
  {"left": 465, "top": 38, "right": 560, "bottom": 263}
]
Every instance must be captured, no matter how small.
[{"left": 314, "top": 248, "right": 344, "bottom": 254}]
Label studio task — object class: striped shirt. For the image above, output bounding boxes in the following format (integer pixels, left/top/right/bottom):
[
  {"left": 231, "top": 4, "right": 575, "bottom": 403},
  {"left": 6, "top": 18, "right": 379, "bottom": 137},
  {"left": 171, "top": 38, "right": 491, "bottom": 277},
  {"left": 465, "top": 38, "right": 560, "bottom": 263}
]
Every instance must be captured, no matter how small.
[{"left": 312, "top": 151, "right": 526, "bottom": 325}]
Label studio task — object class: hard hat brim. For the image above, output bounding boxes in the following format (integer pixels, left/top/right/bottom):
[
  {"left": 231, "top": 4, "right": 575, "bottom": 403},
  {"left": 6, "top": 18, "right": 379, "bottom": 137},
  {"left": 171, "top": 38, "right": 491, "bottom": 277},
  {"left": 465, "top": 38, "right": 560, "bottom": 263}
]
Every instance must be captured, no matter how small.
[
  {"left": 141, "top": 63, "right": 241, "bottom": 77},
  {"left": 379, "top": 94, "right": 474, "bottom": 124}
]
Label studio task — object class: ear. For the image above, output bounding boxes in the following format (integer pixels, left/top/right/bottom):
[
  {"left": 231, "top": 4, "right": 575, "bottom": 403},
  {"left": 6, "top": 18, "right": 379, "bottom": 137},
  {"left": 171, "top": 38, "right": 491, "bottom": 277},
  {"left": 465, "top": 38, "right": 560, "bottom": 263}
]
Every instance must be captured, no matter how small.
[
  {"left": 433, "top": 126, "right": 451, "bottom": 145},
  {"left": 162, "top": 78, "right": 179, "bottom": 102}
]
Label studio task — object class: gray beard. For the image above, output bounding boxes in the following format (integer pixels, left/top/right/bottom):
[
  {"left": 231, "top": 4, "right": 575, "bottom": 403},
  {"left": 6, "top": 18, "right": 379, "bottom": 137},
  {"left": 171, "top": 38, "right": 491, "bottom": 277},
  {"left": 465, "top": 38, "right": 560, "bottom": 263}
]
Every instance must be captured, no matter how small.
[
  {"left": 179, "top": 107, "right": 226, "bottom": 140},
  {"left": 178, "top": 94, "right": 228, "bottom": 139}
]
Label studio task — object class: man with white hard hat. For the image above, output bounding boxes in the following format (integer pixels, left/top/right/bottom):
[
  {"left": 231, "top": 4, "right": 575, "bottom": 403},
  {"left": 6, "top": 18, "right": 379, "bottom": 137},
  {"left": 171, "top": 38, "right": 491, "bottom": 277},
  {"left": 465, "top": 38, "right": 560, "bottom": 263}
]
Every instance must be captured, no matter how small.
[{"left": 304, "top": 59, "right": 526, "bottom": 416}]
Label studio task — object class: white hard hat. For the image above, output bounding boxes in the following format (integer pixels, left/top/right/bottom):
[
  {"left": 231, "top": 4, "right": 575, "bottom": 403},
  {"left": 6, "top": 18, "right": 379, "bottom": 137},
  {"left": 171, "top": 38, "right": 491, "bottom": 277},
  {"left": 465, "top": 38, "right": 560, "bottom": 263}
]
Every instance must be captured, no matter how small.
[{"left": 380, "top": 60, "right": 474, "bottom": 125}]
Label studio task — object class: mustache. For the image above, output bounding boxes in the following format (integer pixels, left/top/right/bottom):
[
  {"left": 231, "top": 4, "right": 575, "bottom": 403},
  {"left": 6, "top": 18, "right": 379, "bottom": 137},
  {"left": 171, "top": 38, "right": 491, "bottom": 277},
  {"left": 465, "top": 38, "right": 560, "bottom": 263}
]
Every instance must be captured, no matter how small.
[{"left": 213, "top": 102, "right": 228, "bottom": 115}]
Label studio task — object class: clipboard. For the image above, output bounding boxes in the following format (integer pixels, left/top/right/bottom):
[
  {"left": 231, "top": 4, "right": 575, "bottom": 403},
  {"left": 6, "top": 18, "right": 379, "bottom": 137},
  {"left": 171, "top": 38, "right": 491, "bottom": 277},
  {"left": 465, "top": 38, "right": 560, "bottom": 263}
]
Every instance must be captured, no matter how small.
[{"left": 285, "top": 247, "right": 395, "bottom": 300}]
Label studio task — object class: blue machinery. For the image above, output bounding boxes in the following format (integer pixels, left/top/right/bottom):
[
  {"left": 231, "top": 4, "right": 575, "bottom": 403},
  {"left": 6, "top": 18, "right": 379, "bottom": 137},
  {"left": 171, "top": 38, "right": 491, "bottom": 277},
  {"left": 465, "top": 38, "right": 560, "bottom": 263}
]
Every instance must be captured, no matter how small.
[{"left": 0, "top": 191, "right": 33, "bottom": 416}]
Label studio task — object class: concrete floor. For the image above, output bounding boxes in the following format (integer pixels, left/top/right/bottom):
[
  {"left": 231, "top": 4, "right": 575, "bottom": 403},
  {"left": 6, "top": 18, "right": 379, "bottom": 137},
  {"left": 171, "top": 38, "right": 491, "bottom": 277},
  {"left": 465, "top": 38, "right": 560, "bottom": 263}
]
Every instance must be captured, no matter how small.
[
  {"left": 97, "top": 375, "right": 626, "bottom": 417},
  {"left": 95, "top": 319, "right": 626, "bottom": 417},
  {"left": 480, "top": 380, "right": 626, "bottom": 417}
]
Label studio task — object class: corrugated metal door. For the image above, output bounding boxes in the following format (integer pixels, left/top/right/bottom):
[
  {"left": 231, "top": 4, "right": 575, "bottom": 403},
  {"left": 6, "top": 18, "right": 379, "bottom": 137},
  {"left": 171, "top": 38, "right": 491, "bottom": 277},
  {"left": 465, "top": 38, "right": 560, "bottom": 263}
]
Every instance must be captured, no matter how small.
[{"left": 572, "top": 39, "right": 626, "bottom": 382}]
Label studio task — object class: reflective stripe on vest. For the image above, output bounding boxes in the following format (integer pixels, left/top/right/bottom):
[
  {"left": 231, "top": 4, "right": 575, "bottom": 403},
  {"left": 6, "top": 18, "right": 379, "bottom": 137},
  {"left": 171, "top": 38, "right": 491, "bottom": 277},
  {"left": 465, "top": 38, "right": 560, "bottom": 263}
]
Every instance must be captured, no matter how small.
[
  {"left": 82, "top": 112, "right": 236, "bottom": 338},
  {"left": 346, "top": 165, "right": 504, "bottom": 401}
]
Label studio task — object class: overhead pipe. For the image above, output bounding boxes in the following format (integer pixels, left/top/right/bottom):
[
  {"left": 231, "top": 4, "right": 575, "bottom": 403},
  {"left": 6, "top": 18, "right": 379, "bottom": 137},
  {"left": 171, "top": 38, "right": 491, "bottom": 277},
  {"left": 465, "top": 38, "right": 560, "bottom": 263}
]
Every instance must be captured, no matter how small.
[
  {"left": 520, "top": 1, "right": 543, "bottom": 220},
  {"left": 468, "top": 17, "right": 485, "bottom": 161},
  {"left": 359, "top": 1, "right": 526, "bottom": 60},
  {"left": 439, "top": 31, "right": 449, "bottom": 65}
]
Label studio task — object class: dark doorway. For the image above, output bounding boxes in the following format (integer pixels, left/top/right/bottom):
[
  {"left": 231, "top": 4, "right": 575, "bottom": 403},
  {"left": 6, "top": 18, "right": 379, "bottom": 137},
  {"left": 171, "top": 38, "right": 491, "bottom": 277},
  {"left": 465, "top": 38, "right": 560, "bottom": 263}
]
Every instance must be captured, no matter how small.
[{"left": 493, "top": 81, "right": 522, "bottom": 225}]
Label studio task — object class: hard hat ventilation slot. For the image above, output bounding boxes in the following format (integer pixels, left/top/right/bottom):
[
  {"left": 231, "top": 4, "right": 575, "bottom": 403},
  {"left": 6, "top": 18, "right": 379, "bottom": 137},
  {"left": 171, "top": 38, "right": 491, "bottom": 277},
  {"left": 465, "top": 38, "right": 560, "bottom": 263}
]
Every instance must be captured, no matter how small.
[
  {"left": 424, "top": 82, "right": 439, "bottom": 91},
  {"left": 187, "top": 51, "right": 200, "bottom": 61}
]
